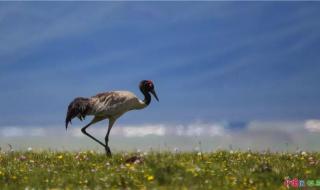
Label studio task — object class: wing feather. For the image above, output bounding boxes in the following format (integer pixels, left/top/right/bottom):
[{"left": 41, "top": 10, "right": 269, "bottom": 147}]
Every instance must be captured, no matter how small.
[{"left": 90, "top": 91, "right": 133, "bottom": 116}]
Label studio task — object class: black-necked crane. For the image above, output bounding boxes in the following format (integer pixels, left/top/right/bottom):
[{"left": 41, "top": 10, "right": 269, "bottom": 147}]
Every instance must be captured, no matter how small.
[{"left": 65, "top": 80, "right": 159, "bottom": 156}]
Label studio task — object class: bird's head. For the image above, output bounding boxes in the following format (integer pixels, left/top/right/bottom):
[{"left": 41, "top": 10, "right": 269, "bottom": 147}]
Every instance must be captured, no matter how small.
[{"left": 140, "top": 80, "right": 159, "bottom": 101}]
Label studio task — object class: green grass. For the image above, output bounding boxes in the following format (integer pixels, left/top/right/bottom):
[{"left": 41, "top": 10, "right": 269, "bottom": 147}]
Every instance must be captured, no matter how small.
[{"left": 1, "top": 150, "right": 320, "bottom": 189}]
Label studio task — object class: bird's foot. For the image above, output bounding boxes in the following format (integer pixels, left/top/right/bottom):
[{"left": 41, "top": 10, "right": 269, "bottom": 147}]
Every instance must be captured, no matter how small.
[{"left": 105, "top": 146, "right": 112, "bottom": 157}]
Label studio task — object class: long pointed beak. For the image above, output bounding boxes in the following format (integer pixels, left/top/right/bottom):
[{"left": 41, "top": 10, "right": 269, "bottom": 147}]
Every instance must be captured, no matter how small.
[{"left": 150, "top": 89, "right": 159, "bottom": 102}]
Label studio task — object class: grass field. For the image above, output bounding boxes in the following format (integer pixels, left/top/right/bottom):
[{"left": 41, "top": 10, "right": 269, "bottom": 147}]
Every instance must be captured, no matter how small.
[{"left": 1, "top": 150, "right": 320, "bottom": 189}]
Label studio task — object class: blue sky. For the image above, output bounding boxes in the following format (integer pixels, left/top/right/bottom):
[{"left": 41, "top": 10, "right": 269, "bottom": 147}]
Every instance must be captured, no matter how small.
[{"left": 0, "top": 2, "right": 320, "bottom": 127}]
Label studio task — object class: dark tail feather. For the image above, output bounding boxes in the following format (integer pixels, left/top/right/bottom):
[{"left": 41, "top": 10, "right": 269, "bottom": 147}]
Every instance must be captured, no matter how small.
[{"left": 65, "top": 97, "right": 90, "bottom": 130}]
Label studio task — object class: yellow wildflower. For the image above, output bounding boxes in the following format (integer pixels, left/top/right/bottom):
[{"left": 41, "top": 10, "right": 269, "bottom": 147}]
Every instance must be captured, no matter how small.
[
  {"left": 57, "top": 155, "right": 63, "bottom": 159},
  {"left": 147, "top": 175, "right": 154, "bottom": 181}
]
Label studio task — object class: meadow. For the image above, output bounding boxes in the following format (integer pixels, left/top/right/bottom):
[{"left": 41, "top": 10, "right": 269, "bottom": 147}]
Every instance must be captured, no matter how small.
[{"left": 0, "top": 150, "right": 319, "bottom": 189}]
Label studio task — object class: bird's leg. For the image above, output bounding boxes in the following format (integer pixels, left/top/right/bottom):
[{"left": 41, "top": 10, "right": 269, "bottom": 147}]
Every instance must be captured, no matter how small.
[
  {"left": 81, "top": 117, "right": 106, "bottom": 148},
  {"left": 105, "top": 118, "right": 115, "bottom": 157}
]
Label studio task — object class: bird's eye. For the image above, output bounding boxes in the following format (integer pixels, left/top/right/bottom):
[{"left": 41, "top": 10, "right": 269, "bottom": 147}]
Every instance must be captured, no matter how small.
[{"left": 145, "top": 81, "right": 151, "bottom": 86}]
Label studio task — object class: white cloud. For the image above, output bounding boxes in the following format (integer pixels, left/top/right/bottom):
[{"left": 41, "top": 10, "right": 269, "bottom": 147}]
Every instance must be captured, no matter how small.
[
  {"left": 0, "top": 123, "right": 226, "bottom": 138},
  {"left": 0, "top": 127, "right": 24, "bottom": 137},
  {"left": 122, "top": 125, "right": 166, "bottom": 137},
  {"left": 1, "top": 120, "right": 320, "bottom": 151},
  {"left": 28, "top": 128, "right": 46, "bottom": 136},
  {"left": 68, "top": 128, "right": 84, "bottom": 138},
  {"left": 0, "top": 126, "right": 46, "bottom": 137},
  {"left": 305, "top": 119, "right": 320, "bottom": 132},
  {"left": 173, "top": 123, "right": 225, "bottom": 137}
]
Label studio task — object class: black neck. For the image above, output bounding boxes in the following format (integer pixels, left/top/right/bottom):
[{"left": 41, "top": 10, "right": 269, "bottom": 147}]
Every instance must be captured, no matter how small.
[{"left": 140, "top": 87, "right": 151, "bottom": 105}]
